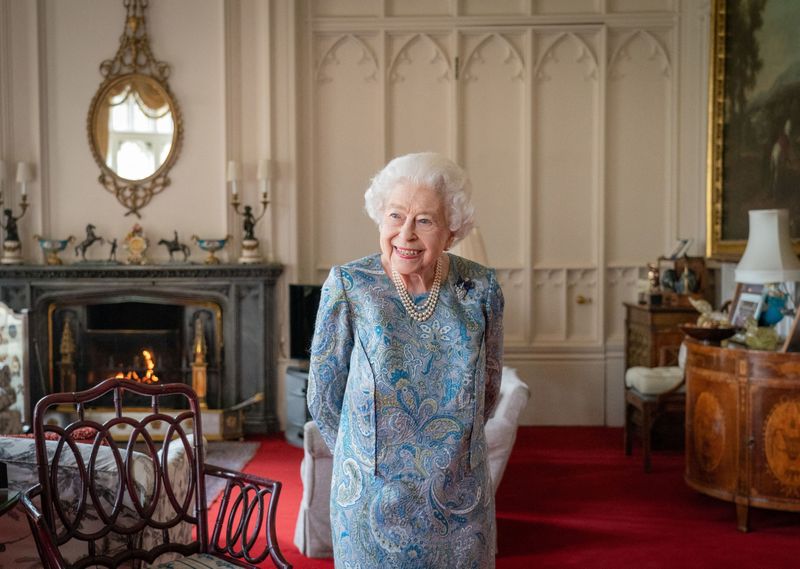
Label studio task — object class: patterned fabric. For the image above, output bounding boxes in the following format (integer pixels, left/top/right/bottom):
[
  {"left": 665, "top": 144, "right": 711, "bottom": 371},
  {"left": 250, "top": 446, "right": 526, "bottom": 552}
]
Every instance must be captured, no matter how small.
[
  {"left": 308, "top": 253, "right": 504, "bottom": 569},
  {"left": 154, "top": 552, "right": 240, "bottom": 568},
  {"left": 0, "top": 434, "right": 200, "bottom": 568}
]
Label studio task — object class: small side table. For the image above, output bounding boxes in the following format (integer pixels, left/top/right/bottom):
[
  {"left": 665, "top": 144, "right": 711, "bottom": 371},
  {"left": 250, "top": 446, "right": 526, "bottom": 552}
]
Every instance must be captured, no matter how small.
[
  {"left": 624, "top": 302, "right": 698, "bottom": 369},
  {"left": 285, "top": 366, "right": 312, "bottom": 448}
]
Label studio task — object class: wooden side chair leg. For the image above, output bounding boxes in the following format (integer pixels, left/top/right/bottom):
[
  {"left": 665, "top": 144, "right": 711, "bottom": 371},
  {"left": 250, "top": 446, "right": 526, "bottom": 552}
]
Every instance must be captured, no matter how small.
[
  {"left": 624, "top": 403, "right": 633, "bottom": 456},
  {"left": 642, "top": 402, "right": 654, "bottom": 473}
]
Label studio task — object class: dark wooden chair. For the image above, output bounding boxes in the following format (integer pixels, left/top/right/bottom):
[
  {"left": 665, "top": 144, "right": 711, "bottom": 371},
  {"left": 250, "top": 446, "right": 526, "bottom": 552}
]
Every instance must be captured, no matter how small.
[
  {"left": 21, "top": 377, "right": 291, "bottom": 568},
  {"left": 624, "top": 345, "right": 686, "bottom": 472}
]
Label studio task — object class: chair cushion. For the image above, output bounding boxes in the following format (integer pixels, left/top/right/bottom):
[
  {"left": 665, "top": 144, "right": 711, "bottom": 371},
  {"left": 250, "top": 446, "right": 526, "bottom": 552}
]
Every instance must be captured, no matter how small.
[
  {"left": 154, "top": 552, "right": 244, "bottom": 568},
  {"left": 625, "top": 366, "right": 684, "bottom": 395}
]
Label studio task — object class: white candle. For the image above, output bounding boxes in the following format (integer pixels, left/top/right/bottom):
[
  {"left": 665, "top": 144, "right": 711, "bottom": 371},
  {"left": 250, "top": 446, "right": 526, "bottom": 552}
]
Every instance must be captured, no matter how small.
[{"left": 227, "top": 160, "right": 239, "bottom": 195}]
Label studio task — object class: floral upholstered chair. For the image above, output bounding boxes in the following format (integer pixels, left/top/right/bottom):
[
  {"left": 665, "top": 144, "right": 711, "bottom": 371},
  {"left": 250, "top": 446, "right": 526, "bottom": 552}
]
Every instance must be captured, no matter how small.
[{"left": 18, "top": 378, "right": 291, "bottom": 568}]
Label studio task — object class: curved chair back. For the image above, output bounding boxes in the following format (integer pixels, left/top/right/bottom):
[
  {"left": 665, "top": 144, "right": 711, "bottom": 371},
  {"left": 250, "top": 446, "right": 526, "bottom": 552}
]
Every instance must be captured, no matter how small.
[{"left": 28, "top": 378, "right": 206, "bottom": 568}]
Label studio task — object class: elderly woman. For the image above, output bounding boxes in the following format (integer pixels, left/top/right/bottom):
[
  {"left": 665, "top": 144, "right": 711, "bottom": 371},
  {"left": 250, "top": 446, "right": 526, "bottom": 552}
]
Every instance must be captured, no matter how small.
[{"left": 307, "top": 152, "right": 504, "bottom": 568}]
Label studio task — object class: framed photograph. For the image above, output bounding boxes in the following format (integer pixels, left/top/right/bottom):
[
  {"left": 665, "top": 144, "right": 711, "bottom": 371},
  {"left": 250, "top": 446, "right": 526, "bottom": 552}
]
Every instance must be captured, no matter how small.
[
  {"left": 707, "top": 0, "right": 800, "bottom": 260},
  {"left": 730, "top": 286, "right": 765, "bottom": 329}
]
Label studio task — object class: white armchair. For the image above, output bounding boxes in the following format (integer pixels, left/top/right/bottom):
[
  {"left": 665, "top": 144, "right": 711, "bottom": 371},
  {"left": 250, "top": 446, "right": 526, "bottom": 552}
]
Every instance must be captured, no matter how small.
[{"left": 293, "top": 366, "right": 530, "bottom": 558}]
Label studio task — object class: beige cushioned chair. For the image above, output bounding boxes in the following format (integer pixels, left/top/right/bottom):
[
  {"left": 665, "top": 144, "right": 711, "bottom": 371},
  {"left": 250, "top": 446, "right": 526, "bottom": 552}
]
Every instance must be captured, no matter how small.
[
  {"left": 293, "top": 366, "right": 530, "bottom": 558},
  {"left": 624, "top": 343, "right": 687, "bottom": 472}
]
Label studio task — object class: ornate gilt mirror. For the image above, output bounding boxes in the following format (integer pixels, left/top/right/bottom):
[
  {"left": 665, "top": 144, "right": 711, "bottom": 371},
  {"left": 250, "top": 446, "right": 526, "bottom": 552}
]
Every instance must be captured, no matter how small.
[{"left": 87, "top": 0, "right": 183, "bottom": 217}]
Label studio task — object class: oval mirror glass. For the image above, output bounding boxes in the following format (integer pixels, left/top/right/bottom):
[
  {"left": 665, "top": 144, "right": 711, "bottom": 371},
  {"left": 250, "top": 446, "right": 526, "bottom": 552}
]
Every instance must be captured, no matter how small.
[{"left": 90, "top": 74, "right": 176, "bottom": 181}]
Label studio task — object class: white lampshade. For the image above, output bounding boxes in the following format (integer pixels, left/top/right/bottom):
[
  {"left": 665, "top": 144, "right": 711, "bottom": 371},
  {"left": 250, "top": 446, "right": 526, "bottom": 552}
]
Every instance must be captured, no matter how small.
[
  {"left": 451, "top": 226, "right": 489, "bottom": 266},
  {"left": 15, "top": 161, "right": 32, "bottom": 183},
  {"left": 735, "top": 209, "right": 800, "bottom": 283},
  {"left": 226, "top": 160, "right": 240, "bottom": 182},
  {"left": 257, "top": 158, "right": 273, "bottom": 181}
]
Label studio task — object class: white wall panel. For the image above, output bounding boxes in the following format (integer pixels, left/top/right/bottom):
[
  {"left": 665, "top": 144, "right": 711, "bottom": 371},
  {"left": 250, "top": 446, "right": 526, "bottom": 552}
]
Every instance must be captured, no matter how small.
[
  {"left": 605, "top": 266, "right": 641, "bottom": 342},
  {"left": 508, "top": 357, "right": 607, "bottom": 425},
  {"left": 387, "top": 33, "right": 451, "bottom": 158},
  {"left": 567, "top": 268, "right": 598, "bottom": 341},
  {"left": 461, "top": 0, "right": 528, "bottom": 16},
  {"left": 605, "top": 352, "right": 625, "bottom": 426},
  {"left": 608, "top": 0, "right": 676, "bottom": 13},
  {"left": 461, "top": 32, "right": 526, "bottom": 268},
  {"left": 606, "top": 29, "right": 672, "bottom": 265},
  {"left": 534, "top": 0, "right": 599, "bottom": 14},
  {"left": 310, "top": 0, "right": 380, "bottom": 18},
  {"left": 313, "top": 34, "right": 383, "bottom": 266},
  {"left": 532, "top": 268, "right": 565, "bottom": 341},
  {"left": 533, "top": 32, "right": 599, "bottom": 266},
  {"left": 496, "top": 268, "right": 527, "bottom": 346},
  {"left": 387, "top": 0, "right": 451, "bottom": 17}
]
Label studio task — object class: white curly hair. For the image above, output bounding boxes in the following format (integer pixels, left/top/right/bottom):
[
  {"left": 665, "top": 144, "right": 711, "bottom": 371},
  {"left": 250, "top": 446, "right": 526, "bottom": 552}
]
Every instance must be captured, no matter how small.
[{"left": 364, "top": 152, "right": 475, "bottom": 244}]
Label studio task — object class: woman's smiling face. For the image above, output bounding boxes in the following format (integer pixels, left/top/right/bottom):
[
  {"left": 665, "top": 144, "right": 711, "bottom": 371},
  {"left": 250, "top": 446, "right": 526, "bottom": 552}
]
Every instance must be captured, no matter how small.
[{"left": 380, "top": 180, "right": 454, "bottom": 281}]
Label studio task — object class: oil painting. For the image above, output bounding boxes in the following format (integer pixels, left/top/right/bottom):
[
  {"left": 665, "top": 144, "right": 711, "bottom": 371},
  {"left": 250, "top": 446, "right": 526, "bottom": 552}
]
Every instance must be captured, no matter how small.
[{"left": 708, "top": 0, "right": 800, "bottom": 259}]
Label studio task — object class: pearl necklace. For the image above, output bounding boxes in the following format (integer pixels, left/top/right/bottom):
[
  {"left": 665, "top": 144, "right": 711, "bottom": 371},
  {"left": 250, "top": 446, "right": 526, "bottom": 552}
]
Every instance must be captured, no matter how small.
[{"left": 391, "top": 257, "right": 443, "bottom": 322}]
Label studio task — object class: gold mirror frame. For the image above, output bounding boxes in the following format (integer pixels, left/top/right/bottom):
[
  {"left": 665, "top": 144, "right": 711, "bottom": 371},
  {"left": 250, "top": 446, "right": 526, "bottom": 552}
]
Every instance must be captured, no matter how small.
[{"left": 87, "top": 0, "right": 183, "bottom": 217}]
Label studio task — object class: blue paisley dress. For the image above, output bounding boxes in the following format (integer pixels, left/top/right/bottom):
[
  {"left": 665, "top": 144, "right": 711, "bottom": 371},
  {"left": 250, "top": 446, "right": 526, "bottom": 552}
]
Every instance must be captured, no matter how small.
[{"left": 308, "top": 253, "right": 504, "bottom": 569}]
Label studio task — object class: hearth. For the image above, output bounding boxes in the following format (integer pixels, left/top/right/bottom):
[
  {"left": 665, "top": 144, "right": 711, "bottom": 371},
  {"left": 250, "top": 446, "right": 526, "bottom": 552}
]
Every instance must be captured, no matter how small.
[
  {"left": 0, "top": 264, "right": 282, "bottom": 434},
  {"left": 54, "top": 299, "right": 220, "bottom": 408}
]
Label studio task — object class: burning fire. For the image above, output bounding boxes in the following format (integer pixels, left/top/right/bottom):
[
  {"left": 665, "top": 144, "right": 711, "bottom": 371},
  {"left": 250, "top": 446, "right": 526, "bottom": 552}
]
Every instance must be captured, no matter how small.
[{"left": 115, "top": 350, "right": 159, "bottom": 384}]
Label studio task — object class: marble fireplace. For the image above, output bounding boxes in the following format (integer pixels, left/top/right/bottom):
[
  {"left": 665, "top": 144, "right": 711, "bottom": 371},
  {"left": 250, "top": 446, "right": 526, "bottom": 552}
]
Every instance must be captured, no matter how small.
[{"left": 0, "top": 263, "right": 282, "bottom": 434}]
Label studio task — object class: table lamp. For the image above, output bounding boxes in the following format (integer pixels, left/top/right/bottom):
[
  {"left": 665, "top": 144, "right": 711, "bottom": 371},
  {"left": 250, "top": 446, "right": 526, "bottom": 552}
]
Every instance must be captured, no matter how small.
[
  {"left": 735, "top": 209, "right": 800, "bottom": 329},
  {"left": 451, "top": 226, "right": 489, "bottom": 266},
  {"left": 735, "top": 209, "right": 800, "bottom": 284}
]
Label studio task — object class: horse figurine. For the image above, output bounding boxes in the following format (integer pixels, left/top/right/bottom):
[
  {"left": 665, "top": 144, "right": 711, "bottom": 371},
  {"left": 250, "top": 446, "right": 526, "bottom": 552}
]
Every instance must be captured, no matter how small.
[
  {"left": 75, "top": 224, "right": 105, "bottom": 261},
  {"left": 158, "top": 230, "right": 191, "bottom": 262}
]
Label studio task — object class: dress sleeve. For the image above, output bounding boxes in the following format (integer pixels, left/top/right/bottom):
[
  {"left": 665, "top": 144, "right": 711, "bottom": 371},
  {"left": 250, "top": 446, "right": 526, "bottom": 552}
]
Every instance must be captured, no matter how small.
[
  {"left": 307, "top": 266, "right": 355, "bottom": 453},
  {"left": 483, "top": 269, "right": 505, "bottom": 421}
]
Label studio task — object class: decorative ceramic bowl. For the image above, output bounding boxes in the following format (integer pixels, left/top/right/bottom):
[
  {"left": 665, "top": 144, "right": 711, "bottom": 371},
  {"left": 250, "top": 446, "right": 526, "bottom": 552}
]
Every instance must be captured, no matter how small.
[
  {"left": 192, "top": 235, "right": 231, "bottom": 265},
  {"left": 679, "top": 324, "right": 736, "bottom": 345},
  {"left": 34, "top": 235, "right": 74, "bottom": 265}
]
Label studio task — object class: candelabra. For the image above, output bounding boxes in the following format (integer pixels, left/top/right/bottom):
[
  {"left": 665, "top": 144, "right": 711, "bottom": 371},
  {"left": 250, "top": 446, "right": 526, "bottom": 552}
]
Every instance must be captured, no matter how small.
[
  {"left": 0, "top": 161, "right": 32, "bottom": 265},
  {"left": 227, "top": 159, "right": 272, "bottom": 264}
]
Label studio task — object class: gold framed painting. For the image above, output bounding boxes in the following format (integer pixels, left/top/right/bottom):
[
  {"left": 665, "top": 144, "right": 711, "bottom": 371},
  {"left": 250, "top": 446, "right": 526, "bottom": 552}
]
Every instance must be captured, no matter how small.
[{"left": 707, "top": 0, "right": 800, "bottom": 260}]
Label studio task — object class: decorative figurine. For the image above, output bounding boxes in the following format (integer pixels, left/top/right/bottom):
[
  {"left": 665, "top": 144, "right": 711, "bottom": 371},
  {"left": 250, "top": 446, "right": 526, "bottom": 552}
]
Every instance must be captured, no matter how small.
[
  {"left": 646, "top": 262, "right": 663, "bottom": 306},
  {"left": 192, "top": 235, "right": 231, "bottom": 265},
  {"left": 108, "top": 238, "right": 118, "bottom": 263},
  {"left": 34, "top": 235, "right": 75, "bottom": 265},
  {"left": 2, "top": 209, "right": 20, "bottom": 242},
  {"left": 124, "top": 223, "right": 149, "bottom": 265},
  {"left": 227, "top": 158, "right": 272, "bottom": 264},
  {"left": 647, "top": 263, "right": 660, "bottom": 291},
  {"left": 0, "top": 163, "right": 31, "bottom": 265},
  {"left": 75, "top": 224, "right": 105, "bottom": 262},
  {"left": 158, "top": 230, "right": 191, "bottom": 263}
]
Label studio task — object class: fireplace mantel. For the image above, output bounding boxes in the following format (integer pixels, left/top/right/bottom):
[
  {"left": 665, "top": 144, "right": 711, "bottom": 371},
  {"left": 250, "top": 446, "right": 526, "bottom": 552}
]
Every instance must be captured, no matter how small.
[{"left": 0, "top": 263, "right": 284, "bottom": 435}]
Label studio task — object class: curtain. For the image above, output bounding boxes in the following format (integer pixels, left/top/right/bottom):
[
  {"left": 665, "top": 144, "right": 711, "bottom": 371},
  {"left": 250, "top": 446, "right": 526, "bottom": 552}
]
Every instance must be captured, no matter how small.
[{"left": 93, "top": 76, "right": 170, "bottom": 162}]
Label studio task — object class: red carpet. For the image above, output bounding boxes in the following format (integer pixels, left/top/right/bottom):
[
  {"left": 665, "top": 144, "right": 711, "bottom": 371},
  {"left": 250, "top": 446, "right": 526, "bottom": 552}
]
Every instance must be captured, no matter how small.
[{"left": 217, "top": 427, "right": 800, "bottom": 568}]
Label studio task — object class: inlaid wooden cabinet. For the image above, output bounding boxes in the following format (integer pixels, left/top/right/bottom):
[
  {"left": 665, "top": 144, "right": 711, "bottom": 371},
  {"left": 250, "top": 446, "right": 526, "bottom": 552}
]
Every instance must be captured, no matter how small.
[
  {"left": 685, "top": 341, "right": 800, "bottom": 531},
  {"left": 624, "top": 303, "right": 698, "bottom": 369}
]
